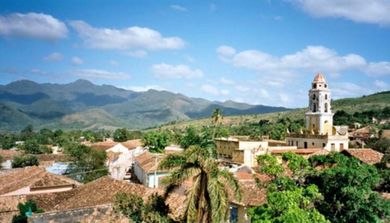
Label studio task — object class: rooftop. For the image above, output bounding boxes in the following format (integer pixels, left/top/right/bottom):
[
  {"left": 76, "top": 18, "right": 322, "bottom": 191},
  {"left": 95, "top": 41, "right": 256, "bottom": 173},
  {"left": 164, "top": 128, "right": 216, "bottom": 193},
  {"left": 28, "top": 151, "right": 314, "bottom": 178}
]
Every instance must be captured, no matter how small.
[
  {"left": 313, "top": 73, "right": 327, "bottom": 83},
  {"left": 134, "top": 151, "right": 167, "bottom": 174},
  {"left": 341, "top": 149, "right": 384, "bottom": 165},
  {"left": 88, "top": 139, "right": 142, "bottom": 151},
  {"left": 0, "top": 166, "right": 80, "bottom": 196}
]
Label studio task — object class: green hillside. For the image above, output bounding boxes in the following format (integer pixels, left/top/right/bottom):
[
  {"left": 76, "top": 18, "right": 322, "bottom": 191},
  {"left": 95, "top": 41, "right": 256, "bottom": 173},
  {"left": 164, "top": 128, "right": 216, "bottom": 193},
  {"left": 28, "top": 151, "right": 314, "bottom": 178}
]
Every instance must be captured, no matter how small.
[{"left": 159, "top": 91, "right": 390, "bottom": 130}]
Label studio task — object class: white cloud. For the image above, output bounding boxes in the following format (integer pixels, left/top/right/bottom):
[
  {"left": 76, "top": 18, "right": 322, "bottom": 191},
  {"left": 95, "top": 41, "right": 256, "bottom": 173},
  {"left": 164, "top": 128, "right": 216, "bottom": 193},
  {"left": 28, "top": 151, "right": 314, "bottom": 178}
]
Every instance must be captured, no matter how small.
[
  {"left": 216, "top": 45, "right": 236, "bottom": 62},
  {"left": 374, "top": 80, "right": 389, "bottom": 89},
  {"left": 126, "top": 50, "right": 148, "bottom": 58},
  {"left": 152, "top": 63, "right": 203, "bottom": 79},
  {"left": 220, "top": 77, "right": 235, "bottom": 85},
  {"left": 71, "top": 56, "right": 84, "bottom": 65},
  {"left": 332, "top": 82, "right": 371, "bottom": 99},
  {"left": 217, "top": 45, "right": 390, "bottom": 77},
  {"left": 293, "top": 0, "right": 390, "bottom": 26},
  {"left": 69, "top": 20, "right": 185, "bottom": 50},
  {"left": 44, "top": 52, "right": 64, "bottom": 62},
  {"left": 109, "top": 60, "right": 119, "bottom": 66},
  {"left": 75, "top": 69, "right": 129, "bottom": 80},
  {"left": 0, "top": 12, "right": 67, "bottom": 40},
  {"left": 201, "top": 84, "right": 229, "bottom": 96},
  {"left": 124, "top": 85, "right": 166, "bottom": 92},
  {"left": 170, "top": 4, "right": 187, "bottom": 12}
]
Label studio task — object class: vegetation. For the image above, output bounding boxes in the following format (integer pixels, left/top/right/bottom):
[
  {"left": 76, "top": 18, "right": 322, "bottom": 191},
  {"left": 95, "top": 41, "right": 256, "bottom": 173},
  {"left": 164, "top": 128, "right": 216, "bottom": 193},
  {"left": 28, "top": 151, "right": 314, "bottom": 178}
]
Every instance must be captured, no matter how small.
[
  {"left": 64, "top": 143, "right": 108, "bottom": 183},
  {"left": 114, "top": 192, "right": 171, "bottom": 223},
  {"left": 12, "top": 200, "right": 43, "bottom": 223},
  {"left": 142, "top": 131, "right": 170, "bottom": 153},
  {"left": 12, "top": 155, "right": 39, "bottom": 168},
  {"left": 159, "top": 145, "right": 241, "bottom": 223},
  {"left": 113, "top": 128, "right": 143, "bottom": 142},
  {"left": 333, "top": 107, "right": 390, "bottom": 126}
]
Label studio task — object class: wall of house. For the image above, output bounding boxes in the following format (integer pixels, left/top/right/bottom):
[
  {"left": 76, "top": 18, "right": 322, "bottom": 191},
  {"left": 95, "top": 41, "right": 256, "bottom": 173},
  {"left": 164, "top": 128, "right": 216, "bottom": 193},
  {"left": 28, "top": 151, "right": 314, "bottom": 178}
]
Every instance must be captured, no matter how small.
[
  {"left": 286, "top": 136, "right": 348, "bottom": 151},
  {"left": 147, "top": 173, "right": 169, "bottom": 188},
  {"left": 133, "top": 162, "right": 147, "bottom": 186}
]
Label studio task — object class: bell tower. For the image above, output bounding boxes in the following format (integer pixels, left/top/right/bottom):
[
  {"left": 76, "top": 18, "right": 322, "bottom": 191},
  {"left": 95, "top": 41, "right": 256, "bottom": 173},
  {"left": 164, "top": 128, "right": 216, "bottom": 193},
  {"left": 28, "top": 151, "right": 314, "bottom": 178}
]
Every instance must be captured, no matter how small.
[{"left": 306, "top": 73, "right": 333, "bottom": 135}]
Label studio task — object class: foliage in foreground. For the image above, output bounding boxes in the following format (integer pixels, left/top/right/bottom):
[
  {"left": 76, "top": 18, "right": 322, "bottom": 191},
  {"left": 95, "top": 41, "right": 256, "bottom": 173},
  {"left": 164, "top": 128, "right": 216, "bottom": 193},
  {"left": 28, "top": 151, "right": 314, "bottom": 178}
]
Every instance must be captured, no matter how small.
[
  {"left": 159, "top": 145, "right": 241, "bottom": 223},
  {"left": 12, "top": 200, "right": 43, "bottom": 223},
  {"left": 114, "top": 192, "right": 171, "bottom": 223}
]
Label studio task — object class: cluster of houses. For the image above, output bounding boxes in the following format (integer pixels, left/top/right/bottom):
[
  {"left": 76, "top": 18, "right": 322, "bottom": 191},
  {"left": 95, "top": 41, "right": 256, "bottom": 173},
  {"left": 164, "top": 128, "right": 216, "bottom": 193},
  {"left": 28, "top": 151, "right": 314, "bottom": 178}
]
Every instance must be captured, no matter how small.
[{"left": 0, "top": 73, "right": 388, "bottom": 223}]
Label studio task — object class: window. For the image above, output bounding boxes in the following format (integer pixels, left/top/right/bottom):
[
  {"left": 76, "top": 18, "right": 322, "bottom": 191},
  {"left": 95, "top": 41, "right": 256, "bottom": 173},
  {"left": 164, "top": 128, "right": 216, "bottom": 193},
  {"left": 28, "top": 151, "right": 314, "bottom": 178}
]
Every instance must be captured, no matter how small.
[
  {"left": 313, "top": 83, "right": 317, "bottom": 88},
  {"left": 304, "top": 142, "right": 308, "bottom": 148},
  {"left": 325, "top": 84, "right": 327, "bottom": 88},
  {"left": 312, "top": 94, "right": 316, "bottom": 100},
  {"left": 313, "top": 103, "right": 317, "bottom": 112},
  {"left": 325, "top": 94, "right": 328, "bottom": 100},
  {"left": 323, "top": 143, "right": 326, "bottom": 147},
  {"left": 325, "top": 103, "right": 328, "bottom": 112},
  {"left": 312, "top": 142, "right": 315, "bottom": 146}
]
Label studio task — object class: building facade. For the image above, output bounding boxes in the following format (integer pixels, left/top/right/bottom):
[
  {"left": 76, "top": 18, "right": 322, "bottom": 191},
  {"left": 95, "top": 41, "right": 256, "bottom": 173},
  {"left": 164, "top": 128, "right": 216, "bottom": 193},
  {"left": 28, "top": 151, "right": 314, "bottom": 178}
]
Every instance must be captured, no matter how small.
[{"left": 286, "top": 73, "right": 349, "bottom": 151}]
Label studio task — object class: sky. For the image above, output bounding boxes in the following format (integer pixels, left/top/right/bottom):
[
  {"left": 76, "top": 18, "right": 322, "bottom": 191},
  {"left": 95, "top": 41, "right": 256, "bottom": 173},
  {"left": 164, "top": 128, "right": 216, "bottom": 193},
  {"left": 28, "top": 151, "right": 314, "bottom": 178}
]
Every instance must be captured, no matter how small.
[{"left": 0, "top": 0, "right": 389, "bottom": 108}]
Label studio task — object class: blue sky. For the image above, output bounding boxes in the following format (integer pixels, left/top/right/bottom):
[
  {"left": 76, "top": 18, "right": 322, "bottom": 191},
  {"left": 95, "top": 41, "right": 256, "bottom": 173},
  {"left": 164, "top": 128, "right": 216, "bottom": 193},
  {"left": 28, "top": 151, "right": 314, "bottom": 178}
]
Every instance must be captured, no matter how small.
[{"left": 0, "top": 0, "right": 389, "bottom": 108}]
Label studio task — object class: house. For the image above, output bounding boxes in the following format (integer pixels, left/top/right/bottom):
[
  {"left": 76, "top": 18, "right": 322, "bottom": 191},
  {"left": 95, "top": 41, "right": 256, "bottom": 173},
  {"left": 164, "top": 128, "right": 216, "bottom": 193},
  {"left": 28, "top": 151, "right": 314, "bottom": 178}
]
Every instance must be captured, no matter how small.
[
  {"left": 215, "top": 136, "right": 297, "bottom": 167},
  {"left": 271, "top": 148, "right": 329, "bottom": 159},
  {"left": 106, "top": 143, "right": 144, "bottom": 180},
  {"left": 0, "top": 166, "right": 81, "bottom": 222},
  {"left": 0, "top": 166, "right": 81, "bottom": 196},
  {"left": 0, "top": 149, "right": 22, "bottom": 169},
  {"left": 88, "top": 139, "right": 142, "bottom": 151},
  {"left": 28, "top": 176, "right": 185, "bottom": 223},
  {"left": 341, "top": 149, "right": 384, "bottom": 165},
  {"left": 133, "top": 151, "right": 169, "bottom": 188}
]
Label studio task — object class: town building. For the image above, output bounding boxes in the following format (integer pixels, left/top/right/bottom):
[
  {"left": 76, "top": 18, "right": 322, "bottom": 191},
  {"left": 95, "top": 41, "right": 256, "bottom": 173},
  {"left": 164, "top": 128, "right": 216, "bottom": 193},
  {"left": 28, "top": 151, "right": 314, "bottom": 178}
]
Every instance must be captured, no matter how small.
[
  {"left": 133, "top": 151, "right": 169, "bottom": 188},
  {"left": 215, "top": 136, "right": 296, "bottom": 167},
  {"left": 106, "top": 143, "right": 144, "bottom": 180},
  {"left": 286, "top": 73, "right": 349, "bottom": 151}
]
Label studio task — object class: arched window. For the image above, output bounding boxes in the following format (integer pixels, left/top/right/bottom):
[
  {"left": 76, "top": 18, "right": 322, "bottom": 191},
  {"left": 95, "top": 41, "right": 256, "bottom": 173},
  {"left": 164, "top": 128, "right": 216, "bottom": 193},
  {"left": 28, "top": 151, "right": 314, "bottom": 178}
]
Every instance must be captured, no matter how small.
[
  {"left": 312, "top": 94, "right": 316, "bottom": 100},
  {"left": 325, "top": 103, "right": 328, "bottom": 112},
  {"left": 325, "top": 94, "right": 328, "bottom": 100},
  {"left": 313, "top": 83, "right": 317, "bottom": 89},
  {"left": 313, "top": 103, "right": 317, "bottom": 112}
]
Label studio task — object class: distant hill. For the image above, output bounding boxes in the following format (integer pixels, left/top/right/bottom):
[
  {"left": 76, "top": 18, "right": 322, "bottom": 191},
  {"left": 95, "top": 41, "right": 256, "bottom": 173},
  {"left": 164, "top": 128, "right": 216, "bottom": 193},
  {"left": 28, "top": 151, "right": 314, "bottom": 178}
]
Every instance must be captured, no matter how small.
[
  {"left": 0, "top": 79, "right": 289, "bottom": 131},
  {"left": 159, "top": 91, "right": 390, "bottom": 130}
]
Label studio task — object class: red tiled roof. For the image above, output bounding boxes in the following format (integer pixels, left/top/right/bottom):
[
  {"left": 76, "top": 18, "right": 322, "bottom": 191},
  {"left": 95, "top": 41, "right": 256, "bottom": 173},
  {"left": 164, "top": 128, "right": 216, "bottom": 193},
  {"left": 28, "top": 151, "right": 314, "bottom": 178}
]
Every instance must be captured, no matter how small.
[
  {"left": 0, "top": 166, "right": 80, "bottom": 195},
  {"left": 342, "top": 149, "right": 384, "bottom": 165},
  {"left": 0, "top": 149, "right": 22, "bottom": 160},
  {"left": 89, "top": 139, "right": 142, "bottom": 151},
  {"left": 134, "top": 151, "right": 167, "bottom": 174},
  {"left": 313, "top": 73, "right": 326, "bottom": 83}
]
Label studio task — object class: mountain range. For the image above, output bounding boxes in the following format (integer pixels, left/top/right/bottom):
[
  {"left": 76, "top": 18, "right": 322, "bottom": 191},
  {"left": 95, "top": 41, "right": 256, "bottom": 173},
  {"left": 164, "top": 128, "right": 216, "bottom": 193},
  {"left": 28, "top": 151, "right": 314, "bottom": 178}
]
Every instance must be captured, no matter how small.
[{"left": 0, "top": 79, "right": 289, "bottom": 131}]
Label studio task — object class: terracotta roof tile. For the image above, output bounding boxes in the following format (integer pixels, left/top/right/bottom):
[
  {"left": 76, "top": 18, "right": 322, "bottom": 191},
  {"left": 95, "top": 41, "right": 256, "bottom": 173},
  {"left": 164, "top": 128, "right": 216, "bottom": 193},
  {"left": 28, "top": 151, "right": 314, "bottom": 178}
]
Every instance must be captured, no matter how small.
[
  {"left": 89, "top": 139, "right": 142, "bottom": 151},
  {"left": 0, "top": 166, "right": 80, "bottom": 195},
  {"left": 134, "top": 151, "right": 167, "bottom": 173},
  {"left": 342, "top": 149, "right": 384, "bottom": 165},
  {"left": 0, "top": 150, "right": 22, "bottom": 160}
]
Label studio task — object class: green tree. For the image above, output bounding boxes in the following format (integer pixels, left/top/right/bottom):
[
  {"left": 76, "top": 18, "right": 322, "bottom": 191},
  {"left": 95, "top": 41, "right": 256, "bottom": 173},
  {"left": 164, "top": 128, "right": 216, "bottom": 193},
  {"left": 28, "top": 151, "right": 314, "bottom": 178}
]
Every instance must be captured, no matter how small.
[
  {"left": 12, "top": 155, "right": 39, "bottom": 168},
  {"left": 12, "top": 200, "right": 43, "bottom": 223},
  {"left": 113, "top": 128, "right": 129, "bottom": 142},
  {"left": 249, "top": 185, "right": 329, "bottom": 223},
  {"left": 306, "top": 153, "right": 390, "bottom": 223},
  {"left": 114, "top": 192, "right": 171, "bottom": 223},
  {"left": 19, "top": 139, "right": 51, "bottom": 154},
  {"left": 142, "top": 131, "right": 170, "bottom": 153},
  {"left": 64, "top": 143, "right": 108, "bottom": 183},
  {"left": 257, "top": 154, "right": 284, "bottom": 179},
  {"left": 180, "top": 126, "right": 202, "bottom": 149},
  {"left": 0, "top": 155, "right": 3, "bottom": 169},
  {"left": 159, "top": 146, "right": 241, "bottom": 223}
]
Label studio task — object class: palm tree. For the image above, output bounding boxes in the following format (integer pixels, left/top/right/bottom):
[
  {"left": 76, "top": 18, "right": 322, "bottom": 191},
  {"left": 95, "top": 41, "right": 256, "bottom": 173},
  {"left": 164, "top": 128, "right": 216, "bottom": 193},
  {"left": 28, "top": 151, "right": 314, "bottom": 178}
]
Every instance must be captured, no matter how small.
[
  {"left": 159, "top": 146, "right": 241, "bottom": 223},
  {"left": 211, "top": 108, "right": 223, "bottom": 125}
]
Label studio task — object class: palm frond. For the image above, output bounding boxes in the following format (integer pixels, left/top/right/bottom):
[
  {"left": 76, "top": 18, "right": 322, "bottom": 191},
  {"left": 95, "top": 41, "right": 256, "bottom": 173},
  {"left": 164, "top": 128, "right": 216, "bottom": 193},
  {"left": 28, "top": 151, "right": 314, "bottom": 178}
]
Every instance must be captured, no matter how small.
[
  {"left": 208, "top": 178, "right": 229, "bottom": 222},
  {"left": 219, "top": 168, "right": 242, "bottom": 202},
  {"left": 185, "top": 174, "right": 201, "bottom": 223},
  {"left": 159, "top": 154, "right": 186, "bottom": 169}
]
